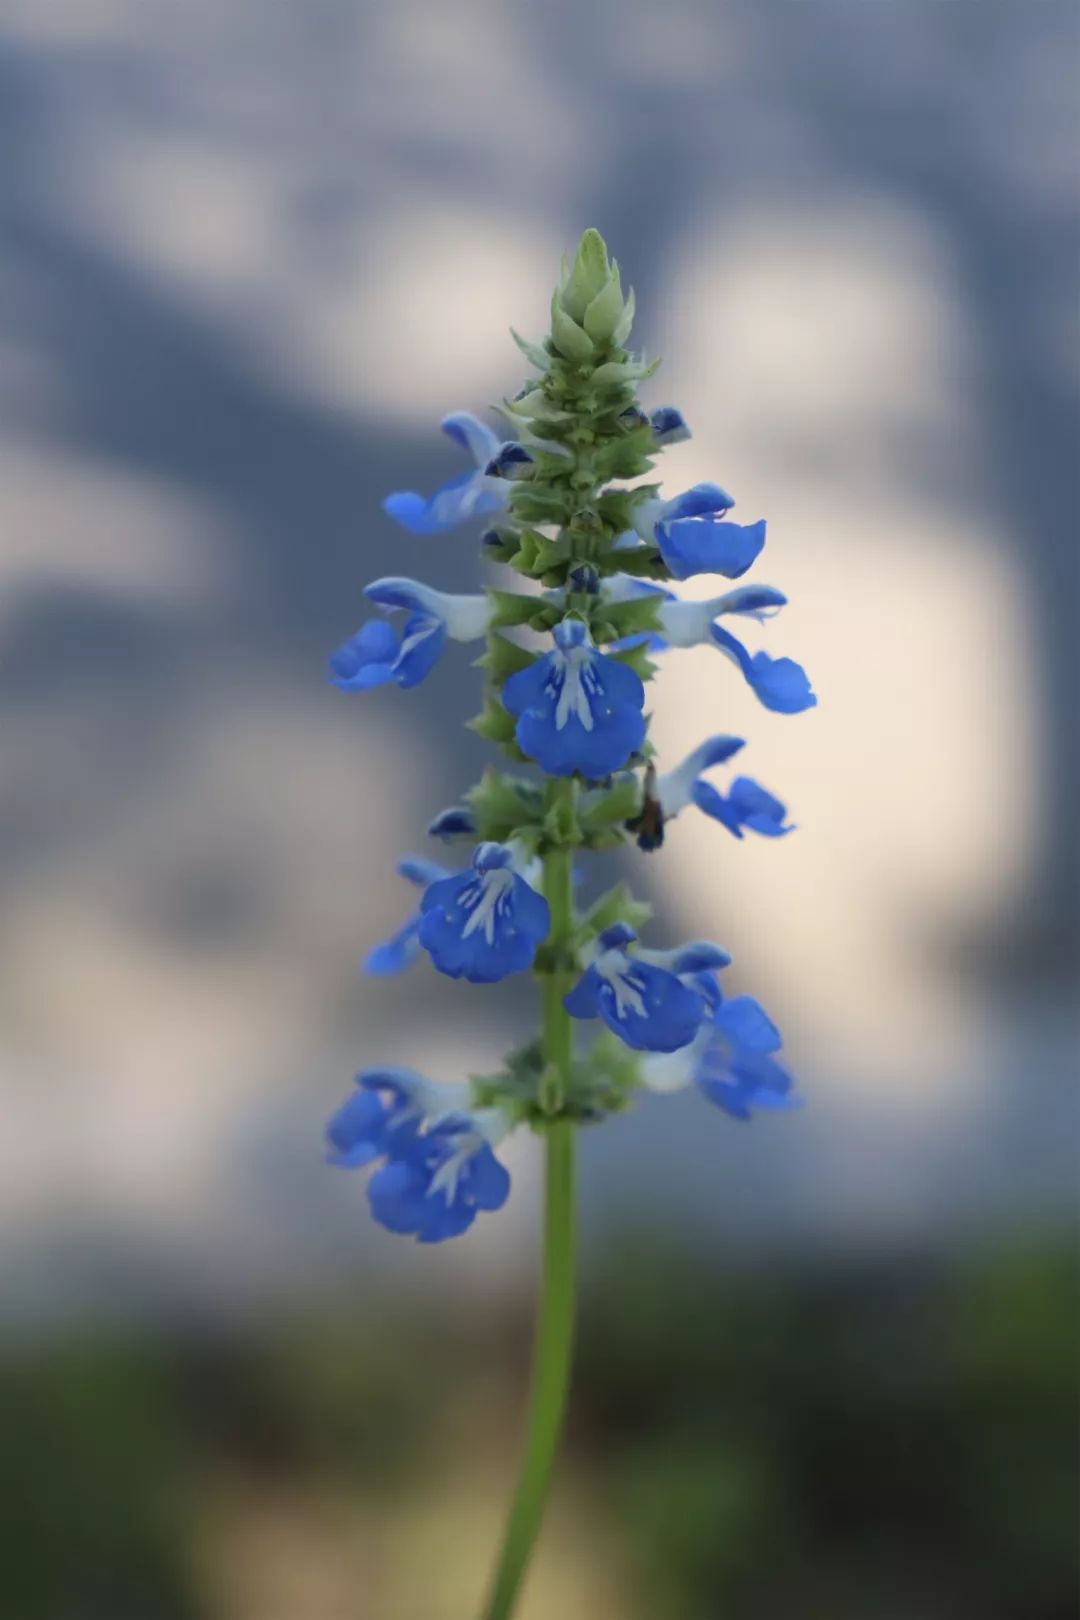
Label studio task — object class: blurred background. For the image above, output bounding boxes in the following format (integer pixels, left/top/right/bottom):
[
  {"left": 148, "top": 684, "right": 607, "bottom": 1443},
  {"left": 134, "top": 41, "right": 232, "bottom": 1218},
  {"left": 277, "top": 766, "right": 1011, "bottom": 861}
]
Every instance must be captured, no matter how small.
[{"left": 1, "top": 1, "right": 1077, "bottom": 1616}]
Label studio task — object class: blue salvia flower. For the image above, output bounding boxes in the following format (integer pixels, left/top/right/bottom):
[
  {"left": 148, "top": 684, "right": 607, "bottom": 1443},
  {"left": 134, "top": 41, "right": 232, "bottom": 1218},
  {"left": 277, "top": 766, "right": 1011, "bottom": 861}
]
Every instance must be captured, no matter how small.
[
  {"left": 502, "top": 618, "right": 646, "bottom": 779},
  {"left": 427, "top": 805, "right": 477, "bottom": 841},
  {"left": 655, "top": 736, "right": 793, "bottom": 840},
  {"left": 630, "top": 483, "right": 766, "bottom": 580},
  {"left": 328, "top": 578, "right": 492, "bottom": 693},
  {"left": 418, "top": 841, "right": 550, "bottom": 983},
  {"left": 383, "top": 412, "right": 510, "bottom": 534},
  {"left": 640, "top": 973, "right": 800, "bottom": 1120},
  {"left": 326, "top": 1070, "right": 512, "bottom": 1241},
  {"left": 648, "top": 405, "right": 692, "bottom": 446},
  {"left": 564, "top": 923, "right": 728, "bottom": 1053}
]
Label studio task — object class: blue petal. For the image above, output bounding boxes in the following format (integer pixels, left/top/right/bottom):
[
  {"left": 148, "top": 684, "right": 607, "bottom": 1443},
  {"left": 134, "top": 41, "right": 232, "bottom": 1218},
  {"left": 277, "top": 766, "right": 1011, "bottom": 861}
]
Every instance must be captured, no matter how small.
[
  {"left": 728, "top": 777, "right": 792, "bottom": 836},
  {"left": 368, "top": 1158, "right": 430, "bottom": 1232},
  {"left": 564, "top": 966, "right": 603, "bottom": 1019},
  {"left": 397, "top": 856, "right": 452, "bottom": 887},
  {"left": 466, "top": 1145, "right": 512, "bottom": 1211},
  {"left": 710, "top": 625, "right": 817, "bottom": 714},
  {"left": 325, "top": 1089, "right": 387, "bottom": 1167},
  {"left": 667, "top": 483, "right": 735, "bottom": 520},
  {"left": 665, "top": 941, "right": 733, "bottom": 975},
  {"left": 383, "top": 470, "right": 505, "bottom": 535},
  {"left": 394, "top": 615, "right": 446, "bottom": 688},
  {"left": 440, "top": 411, "right": 501, "bottom": 466},
  {"left": 363, "top": 915, "right": 422, "bottom": 976},
  {"left": 364, "top": 578, "right": 433, "bottom": 614},
  {"left": 427, "top": 806, "right": 476, "bottom": 840},
  {"left": 659, "top": 518, "right": 766, "bottom": 581},
  {"left": 328, "top": 620, "right": 401, "bottom": 690},
  {"left": 650, "top": 406, "right": 691, "bottom": 446},
  {"left": 717, "top": 585, "right": 788, "bottom": 616},
  {"left": 713, "top": 994, "right": 783, "bottom": 1054}
]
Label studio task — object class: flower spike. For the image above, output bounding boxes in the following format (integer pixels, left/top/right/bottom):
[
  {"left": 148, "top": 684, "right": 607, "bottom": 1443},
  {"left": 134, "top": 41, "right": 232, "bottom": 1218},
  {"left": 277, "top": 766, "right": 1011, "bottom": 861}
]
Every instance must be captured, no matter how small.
[{"left": 322, "top": 228, "right": 814, "bottom": 1616}]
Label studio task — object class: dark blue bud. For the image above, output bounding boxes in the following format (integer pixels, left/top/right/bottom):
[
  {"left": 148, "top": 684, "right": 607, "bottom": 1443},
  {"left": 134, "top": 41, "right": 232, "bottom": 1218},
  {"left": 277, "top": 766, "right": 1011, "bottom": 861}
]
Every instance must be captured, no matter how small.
[{"left": 568, "top": 564, "right": 601, "bottom": 595}]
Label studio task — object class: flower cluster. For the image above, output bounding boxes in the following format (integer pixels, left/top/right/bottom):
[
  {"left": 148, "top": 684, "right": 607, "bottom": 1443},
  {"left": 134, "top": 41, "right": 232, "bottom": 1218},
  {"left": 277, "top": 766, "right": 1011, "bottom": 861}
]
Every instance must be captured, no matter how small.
[{"left": 326, "top": 230, "right": 812, "bottom": 1239}]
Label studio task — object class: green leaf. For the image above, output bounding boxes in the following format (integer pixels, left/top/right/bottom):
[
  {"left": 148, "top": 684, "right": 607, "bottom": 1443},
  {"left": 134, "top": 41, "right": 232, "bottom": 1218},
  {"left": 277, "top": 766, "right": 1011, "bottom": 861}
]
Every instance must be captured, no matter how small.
[{"left": 550, "top": 292, "right": 595, "bottom": 363}]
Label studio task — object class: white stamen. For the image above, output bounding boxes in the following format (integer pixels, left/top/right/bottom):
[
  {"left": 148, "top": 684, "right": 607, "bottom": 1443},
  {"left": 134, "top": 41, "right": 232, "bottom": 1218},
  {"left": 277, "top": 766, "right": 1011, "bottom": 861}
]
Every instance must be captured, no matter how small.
[{"left": 461, "top": 868, "right": 515, "bottom": 944}]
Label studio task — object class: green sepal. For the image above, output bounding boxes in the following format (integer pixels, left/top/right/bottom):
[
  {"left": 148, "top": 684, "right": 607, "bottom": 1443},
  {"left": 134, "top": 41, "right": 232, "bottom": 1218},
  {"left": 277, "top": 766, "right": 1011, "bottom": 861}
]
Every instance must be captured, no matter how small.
[
  {"left": 466, "top": 766, "right": 544, "bottom": 841},
  {"left": 590, "top": 355, "right": 660, "bottom": 388},
  {"left": 477, "top": 632, "right": 538, "bottom": 682},
  {"left": 468, "top": 694, "right": 518, "bottom": 747},
  {"left": 612, "top": 287, "right": 636, "bottom": 348},
  {"left": 478, "top": 528, "right": 520, "bottom": 566},
  {"left": 509, "top": 529, "right": 570, "bottom": 579},
  {"left": 510, "top": 329, "right": 551, "bottom": 370},
  {"left": 549, "top": 290, "right": 595, "bottom": 363},
  {"left": 609, "top": 644, "right": 658, "bottom": 681},
  {"left": 592, "top": 426, "right": 656, "bottom": 482},
  {"left": 578, "top": 774, "right": 642, "bottom": 831},
  {"left": 595, "top": 593, "right": 664, "bottom": 641},
  {"left": 577, "top": 880, "right": 653, "bottom": 942},
  {"left": 596, "top": 486, "right": 656, "bottom": 533},
  {"left": 503, "top": 388, "right": 572, "bottom": 424},
  {"left": 487, "top": 589, "right": 560, "bottom": 631},
  {"left": 541, "top": 792, "right": 581, "bottom": 848},
  {"left": 559, "top": 229, "right": 611, "bottom": 322}
]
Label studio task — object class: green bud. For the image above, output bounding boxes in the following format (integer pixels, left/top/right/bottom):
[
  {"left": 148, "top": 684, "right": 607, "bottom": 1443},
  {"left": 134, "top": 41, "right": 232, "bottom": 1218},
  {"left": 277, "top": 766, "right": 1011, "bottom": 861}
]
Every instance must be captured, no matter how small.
[
  {"left": 559, "top": 229, "right": 612, "bottom": 322},
  {"left": 466, "top": 767, "right": 544, "bottom": 841},
  {"left": 582, "top": 262, "right": 629, "bottom": 345},
  {"left": 549, "top": 291, "right": 595, "bottom": 363}
]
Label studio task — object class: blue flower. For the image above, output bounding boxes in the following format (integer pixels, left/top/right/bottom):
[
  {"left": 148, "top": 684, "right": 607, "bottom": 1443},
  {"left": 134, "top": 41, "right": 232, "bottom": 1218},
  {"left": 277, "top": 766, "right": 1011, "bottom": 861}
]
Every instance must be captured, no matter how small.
[
  {"left": 656, "top": 736, "right": 793, "bottom": 841},
  {"left": 326, "top": 1070, "right": 512, "bottom": 1242},
  {"left": 364, "top": 856, "right": 452, "bottom": 977},
  {"left": 632, "top": 484, "right": 765, "bottom": 581},
  {"left": 329, "top": 578, "right": 492, "bottom": 694},
  {"left": 427, "top": 805, "right": 477, "bottom": 841},
  {"left": 418, "top": 842, "right": 551, "bottom": 983},
  {"left": 502, "top": 618, "right": 646, "bottom": 780},
  {"left": 383, "top": 413, "right": 509, "bottom": 534},
  {"left": 484, "top": 441, "right": 536, "bottom": 479},
  {"left": 710, "top": 623, "right": 817, "bottom": 714},
  {"left": 649, "top": 406, "right": 692, "bottom": 447},
  {"left": 564, "top": 924, "right": 713, "bottom": 1052},
  {"left": 640, "top": 974, "right": 801, "bottom": 1120}
]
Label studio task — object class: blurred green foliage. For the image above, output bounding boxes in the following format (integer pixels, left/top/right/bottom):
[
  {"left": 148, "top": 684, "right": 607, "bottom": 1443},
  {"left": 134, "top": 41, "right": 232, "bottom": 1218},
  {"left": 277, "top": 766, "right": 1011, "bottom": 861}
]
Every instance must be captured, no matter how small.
[{"left": 0, "top": 1229, "right": 1075, "bottom": 1619}]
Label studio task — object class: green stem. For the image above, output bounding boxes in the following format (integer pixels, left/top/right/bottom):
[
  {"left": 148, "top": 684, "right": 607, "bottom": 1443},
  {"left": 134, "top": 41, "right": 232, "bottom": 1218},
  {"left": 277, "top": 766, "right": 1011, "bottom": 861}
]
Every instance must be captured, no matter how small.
[
  {"left": 481, "top": 809, "right": 578, "bottom": 1620},
  {"left": 480, "top": 1123, "right": 577, "bottom": 1620}
]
